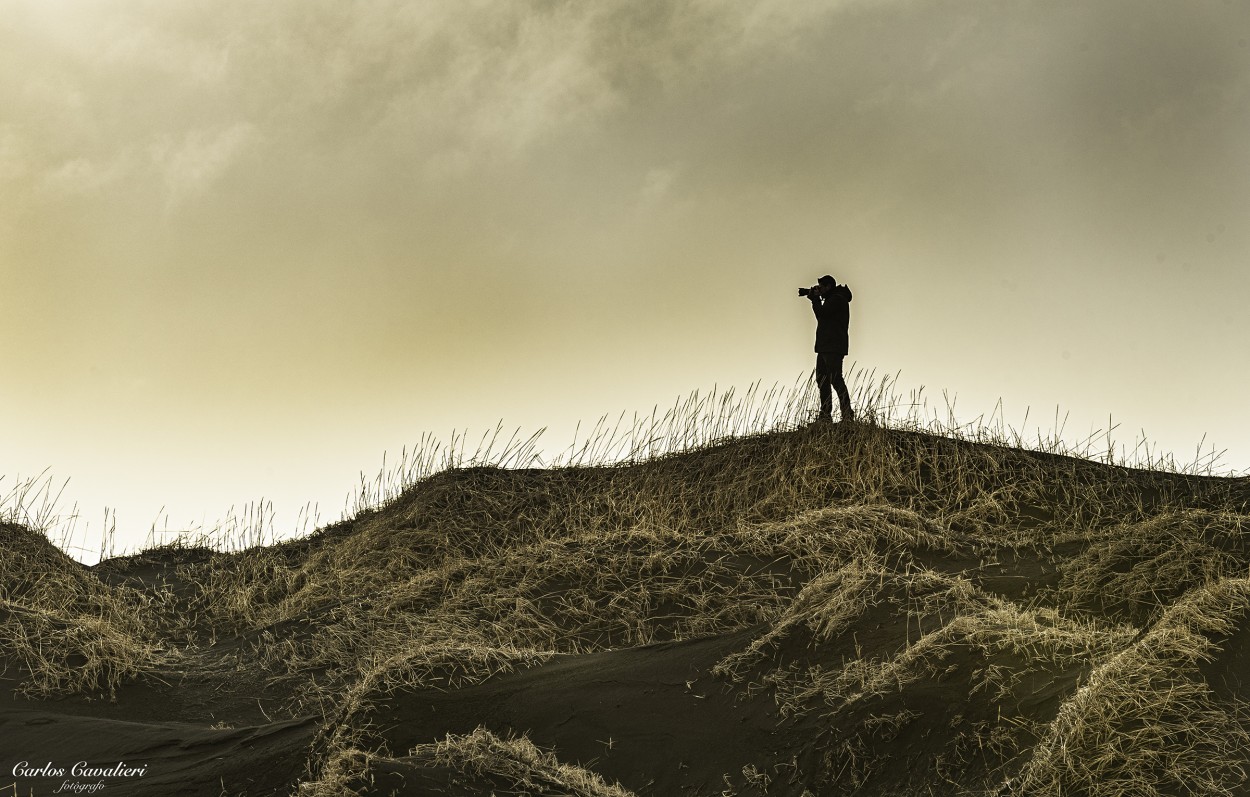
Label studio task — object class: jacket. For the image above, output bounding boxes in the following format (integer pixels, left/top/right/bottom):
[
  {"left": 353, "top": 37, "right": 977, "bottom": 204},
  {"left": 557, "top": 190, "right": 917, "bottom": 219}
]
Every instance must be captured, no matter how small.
[{"left": 810, "top": 284, "right": 852, "bottom": 355}]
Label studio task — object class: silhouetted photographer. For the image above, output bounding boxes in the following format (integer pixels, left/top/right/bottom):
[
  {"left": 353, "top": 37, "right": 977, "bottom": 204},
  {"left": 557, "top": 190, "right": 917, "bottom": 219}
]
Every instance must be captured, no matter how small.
[{"left": 798, "top": 275, "right": 854, "bottom": 423}]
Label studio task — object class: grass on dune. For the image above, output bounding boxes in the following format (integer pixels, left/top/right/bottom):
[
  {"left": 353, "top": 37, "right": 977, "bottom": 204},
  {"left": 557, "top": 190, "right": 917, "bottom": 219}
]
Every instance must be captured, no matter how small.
[
  {"left": 1016, "top": 578, "right": 1250, "bottom": 797},
  {"left": 308, "top": 725, "right": 638, "bottom": 797},
  {"left": 4, "top": 369, "right": 1250, "bottom": 795},
  {"left": 1055, "top": 509, "right": 1250, "bottom": 626},
  {"left": 0, "top": 522, "right": 173, "bottom": 699},
  {"left": 213, "top": 375, "right": 1250, "bottom": 794},
  {"left": 405, "top": 726, "right": 637, "bottom": 797}
]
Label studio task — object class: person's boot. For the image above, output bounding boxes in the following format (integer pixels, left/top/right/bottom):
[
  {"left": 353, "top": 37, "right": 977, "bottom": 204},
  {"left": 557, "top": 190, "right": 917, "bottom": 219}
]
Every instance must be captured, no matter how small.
[{"left": 839, "top": 405, "right": 855, "bottom": 422}]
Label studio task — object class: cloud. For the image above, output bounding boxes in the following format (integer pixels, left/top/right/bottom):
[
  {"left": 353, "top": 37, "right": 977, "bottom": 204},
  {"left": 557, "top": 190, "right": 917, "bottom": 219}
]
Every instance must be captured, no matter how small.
[
  {"left": 5, "top": 0, "right": 1247, "bottom": 267},
  {"left": 639, "top": 166, "right": 677, "bottom": 206},
  {"left": 36, "top": 153, "right": 130, "bottom": 199},
  {"left": 150, "top": 122, "right": 256, "bottom": 210},
  {"left": 0, "top": 124, "right": 29, "bottom": 183},
  {"left": 1, "top": 1, "right": 875, "bottom": 211}
]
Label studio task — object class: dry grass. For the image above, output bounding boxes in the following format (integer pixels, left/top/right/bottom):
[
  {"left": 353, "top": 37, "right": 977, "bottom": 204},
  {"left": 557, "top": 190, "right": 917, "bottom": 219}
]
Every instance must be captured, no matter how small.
[
  {"left": 1055, "top": 509, "right": 1250, "bottom": 625},
  {"left": 5, "top": 369, "right": 1249, "bottom": 794},
  {"left": 1014, "top": 578, "right": 1250, "bottom": 797},
  {"left": 0, "top": 522, "right": 172, "bottom": 698},
  {"left": 403, "top": 727, "right": 638, "bottom": 797}
]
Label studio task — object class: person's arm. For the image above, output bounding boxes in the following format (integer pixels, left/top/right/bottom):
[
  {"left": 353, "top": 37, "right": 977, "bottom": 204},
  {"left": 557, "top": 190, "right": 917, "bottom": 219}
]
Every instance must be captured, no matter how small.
[{"left": 809, "top": 293, "right": 823, "bottom": 318}]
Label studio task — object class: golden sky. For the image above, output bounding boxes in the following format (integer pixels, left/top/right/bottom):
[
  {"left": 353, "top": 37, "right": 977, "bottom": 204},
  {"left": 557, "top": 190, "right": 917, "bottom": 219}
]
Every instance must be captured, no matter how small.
[{"left": 3, "top": 1, "right": 1249, "bottom": 558}]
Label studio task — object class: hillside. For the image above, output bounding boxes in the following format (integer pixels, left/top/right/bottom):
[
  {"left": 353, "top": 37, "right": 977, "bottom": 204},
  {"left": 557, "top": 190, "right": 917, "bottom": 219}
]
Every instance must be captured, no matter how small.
[{"left": 4, "top": 419, "right": 1250, "bottom": 796}]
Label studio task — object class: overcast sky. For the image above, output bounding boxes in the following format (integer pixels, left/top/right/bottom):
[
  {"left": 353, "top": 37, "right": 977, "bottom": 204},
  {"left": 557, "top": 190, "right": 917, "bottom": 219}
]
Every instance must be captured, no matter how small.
[{"left": 3, "top": 1, "right": 1248, "bottom": 559}]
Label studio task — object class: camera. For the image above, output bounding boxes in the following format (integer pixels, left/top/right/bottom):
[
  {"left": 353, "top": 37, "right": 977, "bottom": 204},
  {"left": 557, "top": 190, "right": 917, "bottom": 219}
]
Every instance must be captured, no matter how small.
[{"left": 797, "top": 285, "right": 819, "bottom": 297}]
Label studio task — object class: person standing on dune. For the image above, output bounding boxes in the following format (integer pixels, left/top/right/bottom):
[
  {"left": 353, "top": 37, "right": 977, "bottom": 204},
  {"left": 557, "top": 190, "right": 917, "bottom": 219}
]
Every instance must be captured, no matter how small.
[{"left": 799, "top": 274, "right": 855, "bottom": 423}]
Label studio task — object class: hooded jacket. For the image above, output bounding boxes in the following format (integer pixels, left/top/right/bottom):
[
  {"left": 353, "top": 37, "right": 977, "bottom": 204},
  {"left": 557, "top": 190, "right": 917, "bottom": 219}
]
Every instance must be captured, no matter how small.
[{"left": 810, "top": 284, "right": 852, "bottom": 355}]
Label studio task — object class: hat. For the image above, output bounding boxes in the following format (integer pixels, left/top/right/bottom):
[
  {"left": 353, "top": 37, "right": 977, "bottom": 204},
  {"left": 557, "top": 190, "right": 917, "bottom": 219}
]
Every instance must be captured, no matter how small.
[{"left": 817, "top": 275, "right": 836, "bottom": 287}]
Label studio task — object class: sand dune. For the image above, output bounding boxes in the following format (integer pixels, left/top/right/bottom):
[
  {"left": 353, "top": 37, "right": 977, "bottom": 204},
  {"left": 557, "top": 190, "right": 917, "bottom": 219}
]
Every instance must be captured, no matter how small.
[{"left": 4, "top": 421, "right": 1250, "bottom": 795}]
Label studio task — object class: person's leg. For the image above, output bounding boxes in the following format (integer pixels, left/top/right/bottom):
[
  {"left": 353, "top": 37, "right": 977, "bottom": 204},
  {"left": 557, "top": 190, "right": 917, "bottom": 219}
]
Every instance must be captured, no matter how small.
[
  {"left": 815, "top": 353, "right": 833, "bottom": 419},
  {"left": 831, "top": 355, "right": 854, "bottom": 421}
]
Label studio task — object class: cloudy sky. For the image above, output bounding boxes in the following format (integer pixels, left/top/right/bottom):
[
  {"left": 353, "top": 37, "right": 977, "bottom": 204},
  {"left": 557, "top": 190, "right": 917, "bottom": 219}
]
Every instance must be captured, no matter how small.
[{"left": 3, "top": 1, "right": 1248, "bottom": 559}]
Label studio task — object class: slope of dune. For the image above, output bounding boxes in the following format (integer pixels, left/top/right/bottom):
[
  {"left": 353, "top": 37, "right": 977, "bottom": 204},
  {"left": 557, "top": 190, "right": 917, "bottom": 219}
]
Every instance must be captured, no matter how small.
[{"left": 4, "top": 419, "right": 1250, "bottom": 796}]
